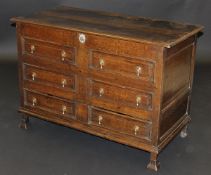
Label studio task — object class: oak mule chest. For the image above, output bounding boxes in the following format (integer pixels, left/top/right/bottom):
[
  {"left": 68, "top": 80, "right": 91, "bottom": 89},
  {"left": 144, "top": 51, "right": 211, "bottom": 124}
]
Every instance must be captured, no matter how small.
[{"left": 11, "top": 6, "right": 203, "bottom": 171}]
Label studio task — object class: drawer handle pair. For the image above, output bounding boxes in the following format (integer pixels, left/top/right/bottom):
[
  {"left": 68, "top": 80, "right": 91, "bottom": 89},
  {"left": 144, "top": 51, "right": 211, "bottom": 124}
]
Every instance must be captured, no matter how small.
[
  {"left": 97, "top": 115, "right": 139, "bottom": 136},
  {"left": 30, "top": 45, "right": 69, "bottom": 62},
  {"left": 31, "top": 72, "right": 67, "bottom": 88},
  {"left": 31, "top": 97, "right": 67, "bottom": 115},
  {"left": 98, "top": 59, "right": 142, "bottom": 77},
  {"left": 99, "top": 88, "right": 142, "bottom": 107}
]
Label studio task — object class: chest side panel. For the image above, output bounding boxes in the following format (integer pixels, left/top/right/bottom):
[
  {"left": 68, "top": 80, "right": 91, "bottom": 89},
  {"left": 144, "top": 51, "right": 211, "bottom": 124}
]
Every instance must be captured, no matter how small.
[{"left": 159, "top": 36, "right": 196, "bottom": 143}]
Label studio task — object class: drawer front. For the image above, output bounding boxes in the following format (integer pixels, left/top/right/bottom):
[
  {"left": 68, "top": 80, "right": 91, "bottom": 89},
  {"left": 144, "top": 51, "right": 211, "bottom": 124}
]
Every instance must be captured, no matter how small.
[
  {"left": 89, "top": 107, "right": 151, "bottom": 140},
  {"left": 89, "top": 80, "right": 152, "bottom": 110},
  {"left": 23, "top": 64, "right": 76, "bottom": 91},
  {"left": 21, "top": 23, "right": 76, "bottom": 45},
  {"left": 24, "top": 90, "right": 75, "bottom": 119},
  {"left": 23, "top": 39, "right": 75, "bottom": 65},
  {"left": 89, "top": 51, "right": 155, "bottom": 84},
  {"left": 23, "top": 65, "right": 77, "bottom": 100},
  {"left": 85, "top": 33, "right": 159, "bottom": 59},
  {"left": 24, "top": 80, "right": 76, "bottom": 100}
]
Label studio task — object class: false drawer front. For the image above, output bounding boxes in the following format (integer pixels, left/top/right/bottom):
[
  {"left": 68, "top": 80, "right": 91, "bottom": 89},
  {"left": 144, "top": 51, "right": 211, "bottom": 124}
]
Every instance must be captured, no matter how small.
[
  {"left": 24, "top": 90, "right": 75, "bottom": 119},
  {"left": 89, "top": 107, "right": 151, "bottom": 140},
  {"left": 85, "top": 33, "right": 159, "bottom": 59},
  {"left": 21, "top": 23, "right": 76, "bottom": 46},
  {"left": 23, "top": 38, "right": 75, "bottom": 64},
  {"left": 23, "top": 64, "right": 76, "bottom": 91},
  {"left": 89, "top": 51, "right": 155, "bottom": 84}
]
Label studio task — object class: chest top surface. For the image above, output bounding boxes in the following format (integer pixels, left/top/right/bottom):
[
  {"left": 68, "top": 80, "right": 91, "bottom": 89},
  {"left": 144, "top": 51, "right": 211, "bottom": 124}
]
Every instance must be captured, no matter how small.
[{"left": 11, "top": 6, "right": 203, "bottom": 47}]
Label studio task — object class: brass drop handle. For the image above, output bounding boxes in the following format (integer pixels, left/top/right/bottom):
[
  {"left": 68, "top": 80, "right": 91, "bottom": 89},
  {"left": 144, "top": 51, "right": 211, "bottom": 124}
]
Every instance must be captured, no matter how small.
[
  {"left": 62, "top": 105, "right": 67, "bottom": 115},
  {"left": 61, "top": 79, "right": 67, "bottom": 88},
  {"left": 32, "top": 97, "right": 37, "bottom": 106},
  {"left": 136, "top": 96, "right": 142, "bottom": 106},
  {"left": 30, "top": 45, "right": 35, "bottom": 54},
  {"left": 99, "top": 58, "right": 105, "bottom": 69},
  {"left": 136, "top": 66, "right": 142, "bottom": 77},
  {"left": 32, "top": 72, "right": 36, "bottom": 81},
  {"left": 99, "top": 88, "right": 104, "bottom": 97},
  {"left": 98, "top": 115, "right": 103, "bottom": 125},
  {"left": 61, "top": 50, "right": 66, "bottom": 61},
  {"left": 134, "top": 126, "right": 139, "bottom": 135}
]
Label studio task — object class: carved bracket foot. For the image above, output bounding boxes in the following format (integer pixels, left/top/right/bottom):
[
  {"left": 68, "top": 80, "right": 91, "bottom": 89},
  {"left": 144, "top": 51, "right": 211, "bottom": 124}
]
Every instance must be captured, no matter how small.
[
  {"left": 19, "top": 115, "right": 29, "bottom": 130},
  {"left": 147, "top": 159, "right": 160, "bottom": 171},
  {"left": 147, "top": 152, "right": 160, "bottom": 171}
]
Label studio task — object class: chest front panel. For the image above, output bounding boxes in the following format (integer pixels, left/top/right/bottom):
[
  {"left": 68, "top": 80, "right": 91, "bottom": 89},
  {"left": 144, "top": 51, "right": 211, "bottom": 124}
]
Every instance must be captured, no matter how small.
[{"left": 17, "top": 23, "right": 163, "bottom": 146}]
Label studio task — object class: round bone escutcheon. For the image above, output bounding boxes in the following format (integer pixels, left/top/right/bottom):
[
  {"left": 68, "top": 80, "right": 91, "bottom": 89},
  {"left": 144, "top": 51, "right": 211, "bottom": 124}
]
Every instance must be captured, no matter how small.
[{"left": 79, "top": 33, "right": 86, "bottom": 43}]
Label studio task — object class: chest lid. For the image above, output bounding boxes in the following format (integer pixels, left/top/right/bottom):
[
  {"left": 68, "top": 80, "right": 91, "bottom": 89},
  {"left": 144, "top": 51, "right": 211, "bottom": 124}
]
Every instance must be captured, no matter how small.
[{"left": 11, "top": 6, "right": 203, "bottom": 48}]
